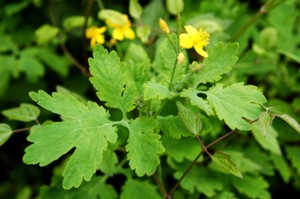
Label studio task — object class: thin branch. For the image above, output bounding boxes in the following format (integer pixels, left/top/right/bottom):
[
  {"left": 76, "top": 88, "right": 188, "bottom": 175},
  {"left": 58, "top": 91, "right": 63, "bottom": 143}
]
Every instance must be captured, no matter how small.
[
  {"left": 82, "top": 0, "right": 94, "bottom": 68},
  {"left": 13, "top": 127, "right": 31, "bottom": 134},
  {"left": 154, "top": 171, "right": 167, "bottom": 196}
]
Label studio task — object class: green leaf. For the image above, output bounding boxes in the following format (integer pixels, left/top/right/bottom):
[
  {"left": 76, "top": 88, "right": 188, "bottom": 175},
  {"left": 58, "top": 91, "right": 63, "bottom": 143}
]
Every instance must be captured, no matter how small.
[
  {"left": 99, "top": 147, "right": 118, "bottom": 176},
  {"left": 2, "top": 103, "right": 40, "bottom": 122},
  {"left": 136, "top": 25, "right": 151, "bottom": 43},
  {"left": 211, "top": 151, "right": 243, "bottom": 178},
  {"left": 120, "top": 179, "right": 161, "bottom": 199},
  {"left": 18, "top": 54, "right": 45, "bottom": 83},
  {"left": 143, "top": 82, "right": 175, "bottom": 100},
  {"left": 166, "top": 0, "right": 184, "bottom": 14},
  {"left": 129, "top": 0, "right": 142, "bottom": 19},
  {"left": 258, "top": 111, "right": 275, "bottom": 136},
  {"left": 0, "top": 55, "right": 17, "bottom": 97},
  {"left": 205, "top": 83, "right": 267, "bottom": 130},
  {"left": 40, "top": 176, "right": 117, "bottom": 199},
  {"left": 35, "top": 24, "right": 59, "bottom": 45},
  {"left": 126, "top": 117, "right": 164, "bottom": 176},
  {"left": 180, "top": 88, "right": 213, "bottom": 115},
  {"left": 177, "top": 102, "right": 202, "bottom": 134},
  {"left": 251, "top": 123, "right": 281, "bottom": 155},
  {"left": 89, "top": 45, "right": 138, "bottom": 114},
  {"left": 63, "top": 15, "right": 93, "bottom": 30},
  {"left": 37, "top": 48, "right": 71, "bottom": 77},
  {"left": 23, "top": 91, "right": 118, "bottom": 189},
  {"left": 162, "top": 136, "right": 201, "bottom": 162},
  {"left": 271, "top": 153, "right": 291, "bottom": 183},
  {"left": 193, "top": 42, "right": 239, "bottom": 85},
  {"left": 157, "top": 115, "right": 191, "bottom": 139},
  {"left": 276, "top": 114, "right": 300, "bottom": 134},
  {"left": 0, "top": 123, "right": 12, "bottom": 146},
  {"left": 286, "top": 146, "right": 300, "bottom": 175},
  {"left": 231, "top": 175, "right": 270, "bottom": 199},
  {"left": 172, "top": 162, "right": 223, "bottom": 196},
  {"left": 98, "top": 9, "right": 127, "bottom": 25}
]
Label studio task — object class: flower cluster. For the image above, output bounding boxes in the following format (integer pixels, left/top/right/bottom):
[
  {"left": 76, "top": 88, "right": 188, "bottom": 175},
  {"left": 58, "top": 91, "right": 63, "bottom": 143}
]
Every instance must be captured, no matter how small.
[{"left": 86, "top": 14, "right": 135, "bottom": 47}]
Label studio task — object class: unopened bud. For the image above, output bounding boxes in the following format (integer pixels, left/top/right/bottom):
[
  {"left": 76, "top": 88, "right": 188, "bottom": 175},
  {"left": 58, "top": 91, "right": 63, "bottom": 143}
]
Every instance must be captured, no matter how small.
[
  {"left": 159, "top": 18, "right": 170, "bottom": 34},
  {"left": 177, "top": 52, "right": 185, "bottom": 64}
]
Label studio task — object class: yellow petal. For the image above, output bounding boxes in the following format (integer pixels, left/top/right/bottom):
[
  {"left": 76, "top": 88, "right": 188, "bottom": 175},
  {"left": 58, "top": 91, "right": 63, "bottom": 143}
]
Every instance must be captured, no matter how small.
[
  {"left": 86, "top": 26, "right": 96, "bottom": 38},
  {"left": 95, "top": 35, "right": 105, "bottom": 45},
  {"left": 184, "top": 25, "right": 198, "bottom": 37},
  {"left": 96, "top": 27, "right": 107, "bottom": 34},
  {"left": 124, "top": 28, "right": 135, "bottom": 39},
  {"left": 194, "top": 44, "right": 208, "bottom": 58},
  {"left": 179, "top": 33, "right": 193, "bottom": 49},
  {"left": 112, "top": 28, "right": 124, "bottom": 41}
]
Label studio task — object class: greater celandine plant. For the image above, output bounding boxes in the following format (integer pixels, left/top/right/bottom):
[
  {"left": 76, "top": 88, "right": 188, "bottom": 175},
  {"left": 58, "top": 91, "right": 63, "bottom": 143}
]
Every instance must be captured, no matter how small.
[{"left": 1, "top": 13, "right": 300, "bottom": 199}]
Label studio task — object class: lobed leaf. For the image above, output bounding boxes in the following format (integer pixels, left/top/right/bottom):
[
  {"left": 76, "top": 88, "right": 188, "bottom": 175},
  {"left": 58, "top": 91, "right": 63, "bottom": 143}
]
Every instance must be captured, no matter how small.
[
  {"left": 143, "top": 82, "right": 175, "bottom": 100},
  {"left": 89, "top": 45, "right": 138, "bottom": 114},
  {"left": 24, "top": 91, "right": 118, "bottom": 189},
  {"left": 192, "top": 42, "right": 239, "bottom": 85},
  {"left": 126, "top": 118, "right": 164, "bottom": 176},
  {"left": 205, "top": 82, "right": 267, "bottom": 130},
  {"left": 177, "top": 102, "right": 202, "bottom": 135}
]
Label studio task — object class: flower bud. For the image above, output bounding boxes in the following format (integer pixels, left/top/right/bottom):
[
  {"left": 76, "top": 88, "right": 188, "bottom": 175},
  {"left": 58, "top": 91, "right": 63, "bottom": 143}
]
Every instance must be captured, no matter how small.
[
  {"left": 159, "top": 18, "right": 170, "bottom": 34},
  {"left": 177, "top": 52, "right": 185, "bottom": 64}
]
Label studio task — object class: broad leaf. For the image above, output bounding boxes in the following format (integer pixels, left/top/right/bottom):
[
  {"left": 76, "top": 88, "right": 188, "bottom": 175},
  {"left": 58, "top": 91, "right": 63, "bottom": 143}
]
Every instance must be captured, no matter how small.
[
  {"left": 171, "top": 161, "right": 223, "bottom": 196},
  {"left": 192, "top": 42, "right": 239, "bottom": 85},
  {"left": 271, "top": 153, "right": 291, "bottom": 183},
  {"left": 205, "top": 83, "right": 267, "bottom": 130},
  {"left": 157, "top": 115, "right": 191, "bottom": 139},
  {"left": 211, "top": 151, "right": 243, "bottom": 178},
  {"left": 2, "top": 103, "right": 40, "bottom": 122},
  {"left": 23, "top": 91, "right": 118, "bottom": 189},
  {"left": 89, "top": 45, "right": 137, "bottom": 114},
  {"left": 120, "top": 179, "right": 161, "bottom": 199},
  {"left": 0, "top": 123, "right": 12, "bottom": 146},
  {"left": 231, "top": 175, "right": 270, "bottom": 199},
  {"left": 162, "top": 136, "right": 201, "bottom": 162},
  {"left": 40, "top": 176, "right": 117, "bottom": 199},
  {"left": 286, "top": 146, "right": 300, "bottom": 175},
  {"left": 180, "top": 88, "right": 213, "bottom": 115},
  {"left": 126, "top": 118, "right": 164, "bottom": 176}
]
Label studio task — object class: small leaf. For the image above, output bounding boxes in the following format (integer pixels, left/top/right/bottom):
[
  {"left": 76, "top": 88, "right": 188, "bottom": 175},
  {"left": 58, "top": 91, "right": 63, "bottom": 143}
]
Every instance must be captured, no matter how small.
[
  {"left": 120, "top": 179, "right": 161, "bottom": 199},
  {"left": 271, "top": 153, "right": 291, "bottom": 183},
  {"left": 143, "top": 82, "right": 175, "bottom": 100},
  {"left": 211, "top": 151, "right": 243, "bottom": 178},
  {"left": 251, "top": 123, "right": 281, "bottom": 155},
  {"left": 35, "top": 24, "right": 59, "bottom": 45},
  {"left": 276, "top": 114, "right": 300, "bottom": 134},
  {"left": 129, "top": 0, "right": 142, "bottom": 19},
  {"left": 2, "top": 103, "right": 40, "bottom": 122},
  {"left": 0, "top": 123, "right": 12, "bottom": 146},
  {"left": 157, "top": 115, "right": 191, "bottom": 139},
  {"left": 63, "top": 15, "right": 93, "bottom": 30},
  {"left": 98, "top": 9, "right": 127, "bottom": 25},
  {"left": 136, "top": 25, "right": 151, "bottom": 43},
  {"left": 286, "top": 146, "right": 300, "bottom": 175},
  {"left": 177, "top": 102, "right": 202, "bottom": 135},
  {"left": 166, "top": 0, "right": 184, "bottom": 14},
  {"left": 258, "top": 111, "right": 275, "bottom": 136}
]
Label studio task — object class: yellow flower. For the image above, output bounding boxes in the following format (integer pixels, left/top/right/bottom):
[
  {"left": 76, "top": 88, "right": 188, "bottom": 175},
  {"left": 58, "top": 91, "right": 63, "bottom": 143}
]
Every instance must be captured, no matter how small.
[
  {"left": 106, "top": 14, "right": 135, "bottom": 41},
  {"left": 179, "top": 25, "right": 210, "bottom": 58},
  {"left": 159, "top": 18, "right": 170, "bottom": 34},
  {"left": 86, "top": 26, "right": 107, "bottom": 47}
]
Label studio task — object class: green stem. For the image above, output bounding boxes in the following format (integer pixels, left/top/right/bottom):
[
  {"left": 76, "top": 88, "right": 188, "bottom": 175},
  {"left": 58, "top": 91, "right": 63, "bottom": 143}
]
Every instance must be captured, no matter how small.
[
  {"left": 230, "top": 0, "right": 285, "bottom": 41},
  {"left": 96, "top": 0, "right": 105, "bottom": 10}
]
